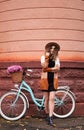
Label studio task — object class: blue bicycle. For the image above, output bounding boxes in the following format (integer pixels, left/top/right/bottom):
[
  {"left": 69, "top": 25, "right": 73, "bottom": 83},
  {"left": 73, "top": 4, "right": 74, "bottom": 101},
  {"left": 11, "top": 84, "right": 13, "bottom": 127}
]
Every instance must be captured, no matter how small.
[{"left": 0, "top": 67, "right": 76, "bottom": 121}]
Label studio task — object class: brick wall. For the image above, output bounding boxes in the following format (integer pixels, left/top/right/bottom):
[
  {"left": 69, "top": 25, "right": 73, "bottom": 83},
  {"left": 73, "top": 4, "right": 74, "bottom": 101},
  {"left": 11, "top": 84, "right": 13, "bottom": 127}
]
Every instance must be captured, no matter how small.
[{"left": 0, "top": 61, "right": 84, "bottom": 117}]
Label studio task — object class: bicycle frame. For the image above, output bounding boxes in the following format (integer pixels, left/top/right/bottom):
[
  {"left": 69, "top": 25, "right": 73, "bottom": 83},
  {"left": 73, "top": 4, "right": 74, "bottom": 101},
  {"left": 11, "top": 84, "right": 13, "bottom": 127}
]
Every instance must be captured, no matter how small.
[
  {"left": 12, "top": 81, "right": 76, "bottom": 109},
  {"left": 12, "top": 80, "right": 45, "bottom": 108}
]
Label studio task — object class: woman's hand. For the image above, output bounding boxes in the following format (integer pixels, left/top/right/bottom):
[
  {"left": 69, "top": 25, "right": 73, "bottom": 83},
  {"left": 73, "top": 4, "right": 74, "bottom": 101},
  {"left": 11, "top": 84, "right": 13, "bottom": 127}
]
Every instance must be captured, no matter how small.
[
  {"left": 52, "top": 66, "right": 60, "bottom": 72},
  {"left": 42, "top": 65, "right": 60, "bottom": 72},
  {"left": 41, "top": 62, "right": 48, "bottom": 68}
]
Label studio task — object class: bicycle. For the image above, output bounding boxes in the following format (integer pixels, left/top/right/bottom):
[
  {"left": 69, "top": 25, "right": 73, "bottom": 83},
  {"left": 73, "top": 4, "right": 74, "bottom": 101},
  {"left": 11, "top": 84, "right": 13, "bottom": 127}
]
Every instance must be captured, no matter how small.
[{"left": 0, "top": 67, "right": 76, "bottom": 121}]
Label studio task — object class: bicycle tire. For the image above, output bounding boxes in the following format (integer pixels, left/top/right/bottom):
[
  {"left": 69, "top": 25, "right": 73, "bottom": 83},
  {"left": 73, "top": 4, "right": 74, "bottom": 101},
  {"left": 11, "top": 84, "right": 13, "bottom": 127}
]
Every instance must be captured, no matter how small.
[
  {"left": 53, "top": 89, "right": 75, "bottom": 118},
  {"left": 0, "top": 91, "right": 27, "bottom": 121}
]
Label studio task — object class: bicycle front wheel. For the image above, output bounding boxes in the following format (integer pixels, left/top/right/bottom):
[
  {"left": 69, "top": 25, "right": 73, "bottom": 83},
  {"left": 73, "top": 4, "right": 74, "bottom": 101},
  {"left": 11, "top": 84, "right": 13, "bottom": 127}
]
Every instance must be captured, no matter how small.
[
  {"left": 53, "top": 89, "right": 75, "bottom": 118},
  {"left": 0, "top": 91, "right": 27, "bottom": 121}
]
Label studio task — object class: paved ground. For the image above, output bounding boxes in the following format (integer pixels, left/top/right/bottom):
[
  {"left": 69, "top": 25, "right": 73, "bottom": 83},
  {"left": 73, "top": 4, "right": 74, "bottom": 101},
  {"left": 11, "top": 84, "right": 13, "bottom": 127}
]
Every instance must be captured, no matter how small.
[{"left": 0, "top": 115, "right": 84, "bottom": 130}]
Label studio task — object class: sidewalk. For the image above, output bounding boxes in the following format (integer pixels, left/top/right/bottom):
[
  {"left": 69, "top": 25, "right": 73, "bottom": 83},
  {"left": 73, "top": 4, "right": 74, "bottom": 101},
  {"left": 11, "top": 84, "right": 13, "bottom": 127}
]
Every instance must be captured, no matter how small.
[{"left": 0, "top": 115, "right": 84, "bottom": 130}]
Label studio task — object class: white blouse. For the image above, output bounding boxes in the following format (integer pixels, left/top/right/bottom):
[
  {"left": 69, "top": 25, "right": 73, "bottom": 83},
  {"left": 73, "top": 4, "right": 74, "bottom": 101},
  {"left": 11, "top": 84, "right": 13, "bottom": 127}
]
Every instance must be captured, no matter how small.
[{"left": 41, "top": 55, "right": 60, "bottom": 68}]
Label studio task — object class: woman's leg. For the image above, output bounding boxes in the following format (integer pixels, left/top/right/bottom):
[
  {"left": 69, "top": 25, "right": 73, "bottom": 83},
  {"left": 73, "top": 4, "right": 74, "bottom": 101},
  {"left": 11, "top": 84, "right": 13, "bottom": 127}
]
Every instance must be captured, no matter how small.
[
  {"left": 43, "top": 92, "right": 49, "bottom": 114},
  {"left": 48, "top": 91, "right": 56, "bottom": 126},
  {"left": 49, "top": 91, "right": 55, "bottom": 117}
]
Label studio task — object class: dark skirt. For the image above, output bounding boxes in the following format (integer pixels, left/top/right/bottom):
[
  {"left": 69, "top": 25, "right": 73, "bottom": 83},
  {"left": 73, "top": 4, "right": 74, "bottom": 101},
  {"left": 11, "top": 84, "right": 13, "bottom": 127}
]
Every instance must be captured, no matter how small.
[{"left": 42, "top": 59, "right": 56, "bottom": 92}]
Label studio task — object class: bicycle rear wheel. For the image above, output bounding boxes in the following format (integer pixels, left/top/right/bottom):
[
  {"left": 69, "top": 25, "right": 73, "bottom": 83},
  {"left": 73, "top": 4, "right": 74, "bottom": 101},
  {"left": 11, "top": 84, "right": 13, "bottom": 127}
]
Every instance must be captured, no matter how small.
[
  {"left": 0, "top": 91, "right": 27, "bottom": 121},
  {"left": 53, "top": 89, "right": 75, "bottom": 118}
]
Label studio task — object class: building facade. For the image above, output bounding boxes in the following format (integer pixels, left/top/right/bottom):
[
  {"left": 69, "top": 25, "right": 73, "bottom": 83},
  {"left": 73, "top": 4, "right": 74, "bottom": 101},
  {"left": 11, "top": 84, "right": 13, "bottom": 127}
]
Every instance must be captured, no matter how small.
[{"left": 0, "top": 0, "right": 84, "bottom": 116}]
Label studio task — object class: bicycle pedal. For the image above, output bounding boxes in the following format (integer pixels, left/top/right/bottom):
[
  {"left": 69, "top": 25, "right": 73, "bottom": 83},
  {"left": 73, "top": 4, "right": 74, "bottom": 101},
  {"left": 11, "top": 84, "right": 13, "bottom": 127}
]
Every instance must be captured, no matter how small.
[{"left": 37, "top": 106, "right": 44, "bottom": 111}]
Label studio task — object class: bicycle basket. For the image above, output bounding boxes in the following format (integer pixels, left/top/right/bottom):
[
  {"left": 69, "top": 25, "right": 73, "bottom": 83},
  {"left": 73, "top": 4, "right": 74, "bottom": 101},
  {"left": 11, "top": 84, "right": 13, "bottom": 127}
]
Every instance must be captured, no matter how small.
[{"left": 11, "top": 71, "right": 23, "bottom": 83}]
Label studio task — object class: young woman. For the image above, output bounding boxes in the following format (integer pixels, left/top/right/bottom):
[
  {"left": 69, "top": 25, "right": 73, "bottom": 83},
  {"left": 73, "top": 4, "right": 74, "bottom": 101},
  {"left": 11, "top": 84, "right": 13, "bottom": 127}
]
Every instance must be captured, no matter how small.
[{"left": 40, "top": 42, "right": 60, "bottom": 126}]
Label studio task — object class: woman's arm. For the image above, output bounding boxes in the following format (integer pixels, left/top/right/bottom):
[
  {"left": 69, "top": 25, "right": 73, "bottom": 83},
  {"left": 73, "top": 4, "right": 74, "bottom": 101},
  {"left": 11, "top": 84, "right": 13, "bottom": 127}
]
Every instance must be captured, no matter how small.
[
  {"left": 42, "top": 65, "right": 60, "bottom": 72},
  {"left": 42, "top": 57, "right": 60, "bottom": 72},
  {"left": 41, "top": 53, "right": 49, "bottom": 68}
]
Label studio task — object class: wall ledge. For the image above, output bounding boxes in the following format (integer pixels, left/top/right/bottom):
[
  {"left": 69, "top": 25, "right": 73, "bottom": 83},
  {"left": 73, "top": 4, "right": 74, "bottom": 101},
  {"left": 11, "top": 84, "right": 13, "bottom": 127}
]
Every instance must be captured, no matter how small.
[{"left": 0, "top": 61, "right": 84, "bottom": 69}]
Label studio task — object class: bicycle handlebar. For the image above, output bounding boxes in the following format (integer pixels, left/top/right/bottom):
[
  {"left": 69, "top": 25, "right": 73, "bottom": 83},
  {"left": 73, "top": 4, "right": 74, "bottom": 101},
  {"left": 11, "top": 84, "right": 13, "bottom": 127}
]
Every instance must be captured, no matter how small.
[
  {"left": 27, "top": 69, "right": 33, "bottom": 72},
  {"left": 23, "top": 68, "right": 33, "bottom": 77}
]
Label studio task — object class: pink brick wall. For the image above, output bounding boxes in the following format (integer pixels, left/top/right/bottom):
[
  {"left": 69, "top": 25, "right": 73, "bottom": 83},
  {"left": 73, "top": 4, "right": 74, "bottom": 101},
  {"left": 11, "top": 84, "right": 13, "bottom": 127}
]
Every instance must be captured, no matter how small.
[
  {"left": 0, "top": 61, "right": 84, "bottom": 117},
  {"left": 0, "top": 0, "right": 84, "bottom": 117}
]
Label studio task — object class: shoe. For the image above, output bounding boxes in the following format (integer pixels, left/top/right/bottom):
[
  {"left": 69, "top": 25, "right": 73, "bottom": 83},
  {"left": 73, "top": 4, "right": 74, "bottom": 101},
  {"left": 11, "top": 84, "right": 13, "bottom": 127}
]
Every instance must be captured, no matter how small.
[
  {"left": 45, "top": 114, "right": 49, "bottom": 122},
  {"left": 48, "top": 116, "right": 56, "bottom": 127}
]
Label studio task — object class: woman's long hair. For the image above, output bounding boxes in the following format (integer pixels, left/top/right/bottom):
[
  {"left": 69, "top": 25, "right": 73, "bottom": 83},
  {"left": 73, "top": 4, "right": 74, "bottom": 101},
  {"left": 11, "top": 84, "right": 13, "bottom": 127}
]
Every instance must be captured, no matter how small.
[{"left": 45, "top": 42, "right": 60, "bottom": 61}]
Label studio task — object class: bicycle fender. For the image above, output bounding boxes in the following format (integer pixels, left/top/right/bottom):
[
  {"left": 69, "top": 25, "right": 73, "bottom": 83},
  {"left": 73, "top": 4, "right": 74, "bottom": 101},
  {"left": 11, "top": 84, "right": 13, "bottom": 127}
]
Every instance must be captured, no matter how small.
[
  {"left": 57, "top": 87, "right": 76, "bottom": 99},
  {"left": 58, "top": 86, "right": 70, "bottom": 90},
  {"left": 68, "top": 89, "right": 76, "bottom": 99},
  {"left": 11, "top": 89, "right": 29, "bottom": 108}
]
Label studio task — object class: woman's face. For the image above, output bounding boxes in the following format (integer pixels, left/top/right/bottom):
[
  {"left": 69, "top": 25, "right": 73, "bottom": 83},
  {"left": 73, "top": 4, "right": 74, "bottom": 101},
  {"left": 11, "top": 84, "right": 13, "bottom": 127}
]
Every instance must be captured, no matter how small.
[{"left": 50, "top": 46, "right": 55, "bottom": 54}]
